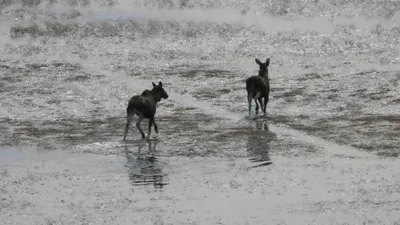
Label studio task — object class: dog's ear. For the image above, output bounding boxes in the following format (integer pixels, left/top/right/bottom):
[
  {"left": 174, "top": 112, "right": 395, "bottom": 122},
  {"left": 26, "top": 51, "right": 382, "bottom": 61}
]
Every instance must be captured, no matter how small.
[
  {"left": 266, "top": 58, "right": 270, "bottom": 67},
  {"left": 255, "top": 58, "right": 262, "bottom": 65},
  {"left": 158, "top": 81, "right": 163, "bottom": 87},
  {"left": 152, "top": 82, "right": 157, "bottom": 87}
]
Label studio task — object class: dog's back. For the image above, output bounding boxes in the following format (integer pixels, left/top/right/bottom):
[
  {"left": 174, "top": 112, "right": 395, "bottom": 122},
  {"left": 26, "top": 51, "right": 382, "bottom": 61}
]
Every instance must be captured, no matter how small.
[
  {"left": 127, "top": 90, "right": 156, "bottom": 119},
  {"left": 246, "top": 76, "right": 268, "bottom": 98}
]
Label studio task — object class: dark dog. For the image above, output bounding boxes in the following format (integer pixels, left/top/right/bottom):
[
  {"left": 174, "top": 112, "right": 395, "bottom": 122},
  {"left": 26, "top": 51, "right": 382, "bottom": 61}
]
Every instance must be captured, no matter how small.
[
  {"left": 245, "top": 58, "right": 270, "bottom": 116},
  {"left": 123, "top": 81, "right": 169, "bottom": 140}
]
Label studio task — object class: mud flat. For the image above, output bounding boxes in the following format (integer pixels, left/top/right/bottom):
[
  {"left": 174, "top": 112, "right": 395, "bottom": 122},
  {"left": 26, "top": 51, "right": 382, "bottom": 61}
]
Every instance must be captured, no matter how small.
[
  {"left": 1, "top": 133, "right": 400, "bottom": 225},
  {"left": 1, "top": 0, "right": 400, "bottom": 223}
]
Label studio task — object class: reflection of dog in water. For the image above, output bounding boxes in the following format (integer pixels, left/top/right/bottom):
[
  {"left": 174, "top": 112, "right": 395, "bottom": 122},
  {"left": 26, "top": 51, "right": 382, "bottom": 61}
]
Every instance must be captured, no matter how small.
[
  {"left": 124, "top": 140, "right": 168, "bottom": 188},
  {"left": 247, "top": 120, "right": 274, "bottom": 168}
]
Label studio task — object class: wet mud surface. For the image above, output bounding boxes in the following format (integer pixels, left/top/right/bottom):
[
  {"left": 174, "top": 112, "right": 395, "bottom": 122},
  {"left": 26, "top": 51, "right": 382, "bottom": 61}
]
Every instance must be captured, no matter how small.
[
  {"left": 1, "top": 63, "right": 398, "bottom": 157},
  {"left": 1, "top": 63, "right": 399, "bottom": 224},
  {"left": 1, "top": 0, "right": 400, "bottom": 223},
  {"left": 2, "top": 146, "right": 400, "bottom": 225}
]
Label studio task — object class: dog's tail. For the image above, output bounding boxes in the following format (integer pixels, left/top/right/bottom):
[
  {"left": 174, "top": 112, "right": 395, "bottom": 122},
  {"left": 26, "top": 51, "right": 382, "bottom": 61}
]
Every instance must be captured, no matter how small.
[
  {"left": 123, "top": 102, "right": 136, "bottom": 141},
  {"left": 245, "top": 77, "right": 256, "bottom": 96}
]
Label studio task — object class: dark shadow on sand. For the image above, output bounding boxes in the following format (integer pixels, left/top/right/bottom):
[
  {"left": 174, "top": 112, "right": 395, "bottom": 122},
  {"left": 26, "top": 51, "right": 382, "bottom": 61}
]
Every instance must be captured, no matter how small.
[{"left": 124, "top": 139, "right": 168, "bottom": 189}]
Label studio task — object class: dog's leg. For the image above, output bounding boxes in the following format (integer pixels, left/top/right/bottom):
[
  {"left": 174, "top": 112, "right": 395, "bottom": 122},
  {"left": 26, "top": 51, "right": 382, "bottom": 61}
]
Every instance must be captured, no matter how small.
[
  {"left": 136, "top": 115, "right": 146, "bottom": 139},
  {"left": 254, "top": 97, "right": 260, "bottom": 115},
  {"left": 257, "top": 97, "right": 263, "bottom": 115},
  {"left": 148, "top": 118, "right": 153, "bottom": 137},
  {"left": 247, "top": 93, "right": 252, "bottom": 116},
  {"left": 123, "top": 109, "right": 134, "bottom": 141},
  {"left": 263, "top": 94, "right": 269, "bottom": 115},
  {"left": 153, "top": 119, "right": 159, "bottom": 134}
]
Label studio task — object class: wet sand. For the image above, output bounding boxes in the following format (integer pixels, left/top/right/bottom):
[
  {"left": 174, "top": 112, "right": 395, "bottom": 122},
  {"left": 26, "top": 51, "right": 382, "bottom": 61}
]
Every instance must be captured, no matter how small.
[
  {"left": 1, "top": 62, "right": 399, "bottom": 224},
  {"left": 1, "top": 103, "right": 399, "bottom": 224},
  {"left": 2, "top": 145, "right": 400, "bottom": 225},
  {"left": 1, "top": 0, "right": 400, "bottom": 223},
  {"left": 1, "top": 60, "right": 399, "bottom": 225}
]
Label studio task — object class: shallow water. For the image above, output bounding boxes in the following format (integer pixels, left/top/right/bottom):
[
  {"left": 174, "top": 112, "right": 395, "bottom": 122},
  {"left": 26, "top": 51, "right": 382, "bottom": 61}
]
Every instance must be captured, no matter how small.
[
  {"left": 1, "top": 0, "right": 400, "bottom": 224},
  {"left": 2, "top": 146, "right": 400, "bottom": 224}
]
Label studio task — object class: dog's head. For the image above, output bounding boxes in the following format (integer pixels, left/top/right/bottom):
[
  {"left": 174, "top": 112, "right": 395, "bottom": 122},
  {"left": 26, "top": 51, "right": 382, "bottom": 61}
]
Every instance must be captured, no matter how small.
[
  {"left": 255, "top": 58, "right": 270, "bottom": 77},
  {"left": 152, "top": 81, "right": 169, "bottom": 99}
]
